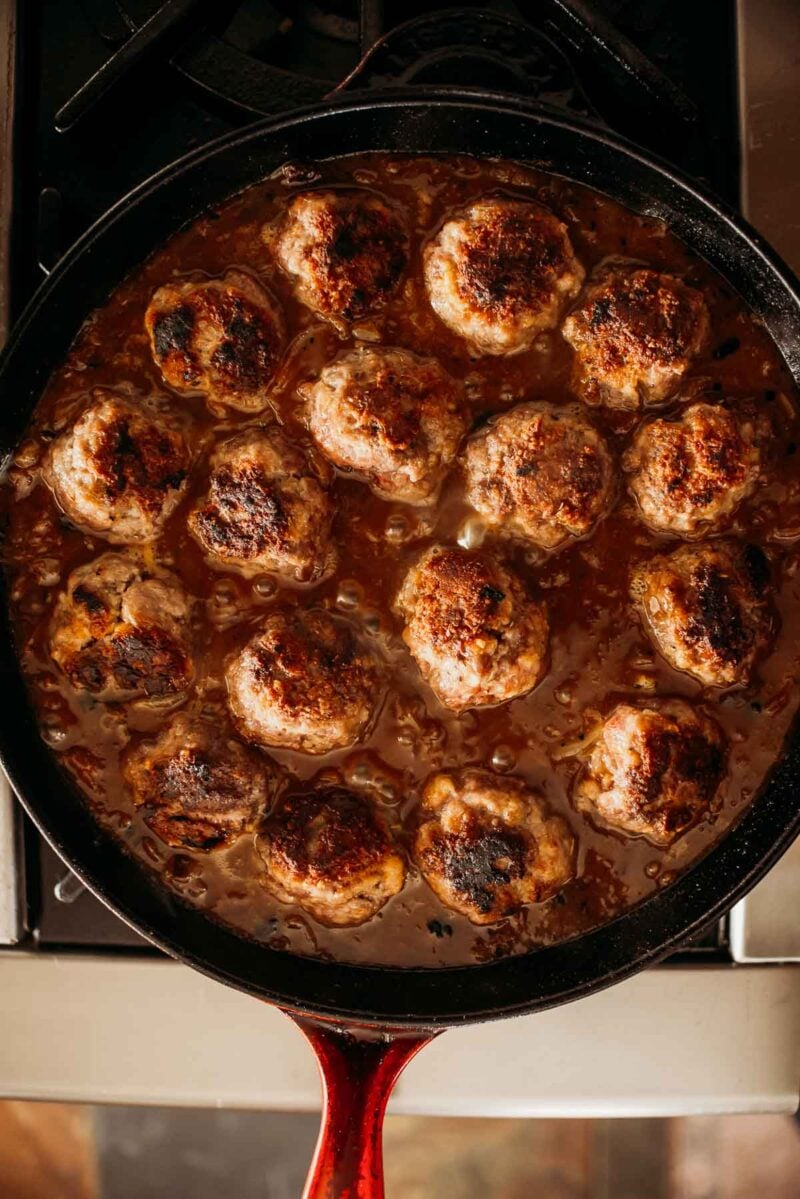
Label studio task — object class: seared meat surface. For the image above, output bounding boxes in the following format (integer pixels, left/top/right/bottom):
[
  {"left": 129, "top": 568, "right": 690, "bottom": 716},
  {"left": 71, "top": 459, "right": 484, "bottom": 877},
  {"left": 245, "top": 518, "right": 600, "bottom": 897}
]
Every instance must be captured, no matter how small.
[
  {"left": 396, "top": 545, "right": 549, "bottom": 711},
  {"left": 562, "top": 263, "right": 709, "bottom": 408},
  {"left": 226, "top": 608, "right": 382, "bottom": 753},
  {"left": 624, "top": 401, "right": 766, "bottom": 536},
  {"left": 463, "top": 401, "right": 615, "bottom": 549},
  {"left": 423, "top": 197, "right": 584, "bottom": 355},
  {"left": 258, "top": 786, "right": 406, "bottom": 926},
  {"left": 414, "top": 769, "right": 575, "bottom": 924},
  {"left": 145, "top": 271, "right": 285, "bottom": 412},
  {"left": 50, "top": 552, "right": 193, "bottom": 701},
  {"left": 44, "top": 391, "right": 190, "bottom": 544},
  {"left": 303, "top": 346, "right": 466, "bottom": 504},
  {"left": 632, "top": 540, "right": 775, "bottom": 687},
  {"left": 189, "top": 427, "right": 334, "bottom": 581},
  {"left": 269, "top": 189, "right": 408, "bottom": 323},
  {"left": 574, "top": 700, "right": 727, "bottom": 846},
  {"left": 124, "top": 713, "right": 272, "bottom": 849}
]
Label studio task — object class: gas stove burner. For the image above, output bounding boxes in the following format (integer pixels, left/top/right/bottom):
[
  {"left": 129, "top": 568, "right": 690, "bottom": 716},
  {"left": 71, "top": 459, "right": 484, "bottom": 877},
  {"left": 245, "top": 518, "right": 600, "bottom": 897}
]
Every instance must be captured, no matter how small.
[
  {"left": 271, "top": 2, "right": 361, "bottom": 45},
  {"left": 73, "top": 1, "right": 696, "bottom": 143}
]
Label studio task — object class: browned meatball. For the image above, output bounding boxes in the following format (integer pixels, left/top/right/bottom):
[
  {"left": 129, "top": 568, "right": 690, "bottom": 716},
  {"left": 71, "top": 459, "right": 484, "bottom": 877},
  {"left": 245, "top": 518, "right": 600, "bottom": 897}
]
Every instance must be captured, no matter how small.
[
  {"left": 624, "top": 401, "right": 767, "bottom": 536},
  {"left": 269, "top": 190, "right": 408, "bottom": 323},
  {"left": 395, "top": 545, "right": 548, "bottom": 711},
  {"left": 188, "top": 427, "right": 334, "bottom": 582},
  {"left": 257, "top": 786, "right": 406, "bottom": 926},
  {"left": 562, "top": 263, "right": 709, "bottom": 409},
  {"left": 574, "top": 700, "right": 727, "bottom": 846},
  {"left": 43, "top": 391, "right": 190, "bottom": 544},
  {"left": 50, "top": 553, "right": 193, "bottom": 701},
  {"left": 463, "top": 402, "right": 615, "bottom": 549},
  {"left": 423, "top": 197, "right": 584, "bottom": 355},
  {"left": 145, "top": 271, "right": 285, "bottom": 412},
  {"left": 632, "top": 540, "right": 775, "bottom": 687},
  {"left": 226, "top": 609, "right": 382, "bottom": 753},
  {"left": 124, "top": 713, "right": 272, "bottom": 849},
  {"left": 303, "top": 346, "right": 467, "bottom": 504},
  {"left": 413, "top": 769, "right": 575, "bottom": 925}
]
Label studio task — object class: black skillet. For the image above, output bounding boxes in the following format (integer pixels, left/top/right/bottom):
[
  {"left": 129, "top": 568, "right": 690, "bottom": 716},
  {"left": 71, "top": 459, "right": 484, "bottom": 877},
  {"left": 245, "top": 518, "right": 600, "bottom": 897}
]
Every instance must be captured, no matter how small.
[{"left": 2, "top": 90, "right": 800, "bottom": 1197}]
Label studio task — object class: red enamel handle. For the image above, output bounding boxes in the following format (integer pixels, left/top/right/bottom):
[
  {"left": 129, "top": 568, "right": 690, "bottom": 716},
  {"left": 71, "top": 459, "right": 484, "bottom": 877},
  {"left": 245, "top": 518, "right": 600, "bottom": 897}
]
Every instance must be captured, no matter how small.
[{"left": 292, "top": 1014, "right": 437, "bottom": 1199}]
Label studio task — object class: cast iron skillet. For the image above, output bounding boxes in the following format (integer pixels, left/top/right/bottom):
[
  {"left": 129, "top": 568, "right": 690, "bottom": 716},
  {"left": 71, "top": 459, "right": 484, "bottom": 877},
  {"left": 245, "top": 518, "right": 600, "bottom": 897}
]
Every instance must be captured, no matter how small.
[{"left": 2, "top": 91, "right": 800, "bottom": 1196}]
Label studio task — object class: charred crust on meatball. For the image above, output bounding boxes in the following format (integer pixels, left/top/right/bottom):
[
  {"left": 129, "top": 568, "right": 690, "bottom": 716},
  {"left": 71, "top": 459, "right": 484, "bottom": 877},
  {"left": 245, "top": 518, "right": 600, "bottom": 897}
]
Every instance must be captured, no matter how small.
[
  {"left": 413, "top": 769, "right": 575, "bottom": 923},
  {"left": 151, "top": 304, "right": 195, "bottom": 364},
  {"left": 303, "top": 346, "right": 466, "bottom": 503},
  {"left": 634, "top": 541, "right": 775, "bottom": 687},
  {"left": 423, "top": 198, "right": 584, "bottom": 355},
  {"left": 582, "top": 269, "right": 704, "bottom": 367},
  {"left": 146, "top": 273, "right": 285, "bottom": 407},
  {"left": 264, "top": 788, "right": 394, "bottom": 881},
  {"left": 418, "top": 551, "right": 512, "bottom": 649},
  {"left": 563, "top": 262, "right": 709, "bottom": 407},
  {"left": 94, "top": 413, "right": 187, "bottom": 513},
  {"left": 271, "top": 190, "right": 409, "bottom": 322},
  {"left": 396, "top": 545, "right": 549, "bottom": 711},
  {"left": 628, "top": 723, "right": 723, "bottom": 817},
  {"left": 455, "top": 202, "right": 576, "bottom": 319},
  {"left": 61, "top": 621, "right": 191, "bottom": 698},
  {"left": 682, "top": 551, "right": 771, "bottom": 670},
  {"left": 226, "top": 608, "right": 382, "bottom": 753},
  {"left": 188, "top": 428, "right": 334, "bottom": 579},
  {"left": 623, "top": 401, "right": 768, "bottom": 534},
  {"left": 574, "top": 701, "right": 727, "bottom": 845},
  {"left": 420, "top": 811, "right": 528, "bottom": 917},
  {"left": 124, "top": 716, "right": 270, "bottom": 850},
  {"left": 192, "top": 466, "right": 288, "bottom": 558},
  {"left": 43, "top": 393, "right": 191, "bottom": 543},
  {"left": 257, "top": 785, "right": 406, "bottom": 925},
  {"left": 462, "top": 402, "right": 615, "bottom": 549},
  {"left": 50, "top": 554, "right": 194, "bottom": 701}
]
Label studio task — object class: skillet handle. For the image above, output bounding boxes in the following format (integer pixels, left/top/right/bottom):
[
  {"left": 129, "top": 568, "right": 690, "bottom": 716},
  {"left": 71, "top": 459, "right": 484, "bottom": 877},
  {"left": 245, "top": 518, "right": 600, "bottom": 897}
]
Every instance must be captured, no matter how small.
[{"left": 291, "top": 1014, "right": 436, "bottom": 1199}]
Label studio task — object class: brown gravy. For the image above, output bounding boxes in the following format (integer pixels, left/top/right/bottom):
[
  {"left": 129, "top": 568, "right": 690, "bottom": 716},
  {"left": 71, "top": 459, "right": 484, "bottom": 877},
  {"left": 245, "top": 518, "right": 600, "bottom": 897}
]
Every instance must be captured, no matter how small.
[{"left": 4, "top": 154, "right": 800, "bottom": 967}]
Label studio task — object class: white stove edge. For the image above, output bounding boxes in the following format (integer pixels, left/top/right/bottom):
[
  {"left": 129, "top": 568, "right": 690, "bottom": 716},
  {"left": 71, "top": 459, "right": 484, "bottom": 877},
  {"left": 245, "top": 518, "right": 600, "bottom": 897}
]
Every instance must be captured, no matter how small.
[
  {"left": 0, "top": 955, "right": 797, "bottom": 1116},
  {"left": 0, "top": 0, "right": 798, "bottom": 1115}
]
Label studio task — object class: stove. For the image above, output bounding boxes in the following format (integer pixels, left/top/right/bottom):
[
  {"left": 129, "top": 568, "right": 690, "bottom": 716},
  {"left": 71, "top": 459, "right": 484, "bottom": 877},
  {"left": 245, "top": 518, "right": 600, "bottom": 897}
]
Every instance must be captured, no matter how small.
[{"left": 0, "top": 0, "right": 798, "bottom": 1115}]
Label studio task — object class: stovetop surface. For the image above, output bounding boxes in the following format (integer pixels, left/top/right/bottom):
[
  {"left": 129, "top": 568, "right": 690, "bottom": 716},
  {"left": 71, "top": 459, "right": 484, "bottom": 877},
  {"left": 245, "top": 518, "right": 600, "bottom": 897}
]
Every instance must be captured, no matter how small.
[{"left": 11, "top": 0, "right": 738, "bottom": 955}]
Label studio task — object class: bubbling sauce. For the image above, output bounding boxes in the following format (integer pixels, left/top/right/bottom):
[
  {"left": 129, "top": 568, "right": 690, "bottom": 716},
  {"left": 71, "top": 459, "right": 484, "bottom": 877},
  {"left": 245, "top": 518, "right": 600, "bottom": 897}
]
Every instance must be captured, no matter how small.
[{"left": 4, "top": 154, "right": 800, "bottom": 967}]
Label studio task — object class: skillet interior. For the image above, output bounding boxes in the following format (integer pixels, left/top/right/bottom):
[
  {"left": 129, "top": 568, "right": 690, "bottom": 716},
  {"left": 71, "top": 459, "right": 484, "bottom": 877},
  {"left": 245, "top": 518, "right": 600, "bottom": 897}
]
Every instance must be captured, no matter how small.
[{"left": 1, "top": 90, "right": 799, "bottom": 1026}]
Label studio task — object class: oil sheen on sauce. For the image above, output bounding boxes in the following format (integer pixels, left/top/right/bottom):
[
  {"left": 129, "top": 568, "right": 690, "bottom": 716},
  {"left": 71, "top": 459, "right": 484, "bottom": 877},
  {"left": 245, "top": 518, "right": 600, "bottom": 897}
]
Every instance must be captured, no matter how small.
[{"left": 4, "top": 154, "right": 800, "bottom": 968}]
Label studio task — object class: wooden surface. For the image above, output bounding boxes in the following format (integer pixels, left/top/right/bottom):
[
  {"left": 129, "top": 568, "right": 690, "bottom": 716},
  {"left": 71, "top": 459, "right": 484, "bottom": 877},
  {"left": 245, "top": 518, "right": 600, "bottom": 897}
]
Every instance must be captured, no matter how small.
[
  {"left": 0, "top": 1103, "right": 799, "bottom": 1198},
  {"left": 0, "top": 1103, "right": 96, "bottom": 1199}
]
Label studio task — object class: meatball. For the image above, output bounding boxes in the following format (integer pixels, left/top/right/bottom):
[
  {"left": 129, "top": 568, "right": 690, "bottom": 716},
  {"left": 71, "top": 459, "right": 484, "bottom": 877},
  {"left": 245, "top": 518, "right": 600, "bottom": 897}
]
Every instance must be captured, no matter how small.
[
  {"left": 624, "top": 401, "right": 766, "bottom": 536},
  {"left": 303, "top": 346, "right": 467, "bottom": 504},
  {"left": 396, "top": 545, "right": 548, "bottom": 711},
  {"left": 43, "top": 391, "right": 190, "bottom": 544},
  {"left": 257, "top": 786, "right": 406, "bottom": 926},
  {"left": 562, "top": 263, "right": 709, "bottom": 409},
  {"left": 413, "top": 769, "right": 575, "bottom": 924},
  {"left": 423, "top": 197, "right": 583, "bottom": 356},
  {"left": 574, "top": 700, "right": 727, "bottom": 846},
  {"left": 124, "top": 713, "right": 272, "bottom": 849},
  {"left": 269, "top": 189, "right": 408, "bottom": 323},
  {"left": 50, "top": 552, "right": 193, "bottom": 701},
  {"left": 188, "top": 427, "right": 334, "bottom": 582},
  {"left": 463, "top": 402, "right": 615, "bottom": 549},
  {"left": 145, "top": 271, "right": 285, "bottom": 412},
  {"left": 226, "top": 608, "right": 382, "bottom": 753},
  {"left": 632, "top": 540, "right": 775, "bottom": 687}
]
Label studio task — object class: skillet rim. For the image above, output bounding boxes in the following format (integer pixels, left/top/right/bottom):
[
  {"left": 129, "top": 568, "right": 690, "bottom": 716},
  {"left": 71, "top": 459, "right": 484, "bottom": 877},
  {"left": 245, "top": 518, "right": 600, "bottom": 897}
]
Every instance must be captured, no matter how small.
[{"left": 1, "top": 88, "right": 799, "bottom": 1027}]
